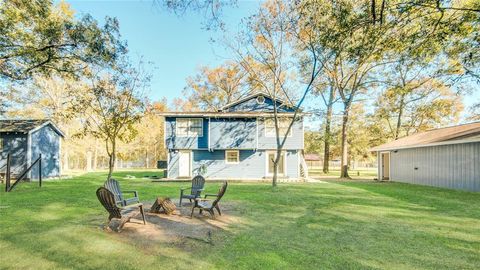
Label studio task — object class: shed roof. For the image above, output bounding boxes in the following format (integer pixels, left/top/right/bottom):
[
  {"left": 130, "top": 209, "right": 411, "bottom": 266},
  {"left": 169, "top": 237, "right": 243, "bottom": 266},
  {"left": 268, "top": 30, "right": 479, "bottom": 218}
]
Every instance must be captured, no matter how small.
[
  {"left": 371, "top": 122, "right": 480, "bottom": 151},
  {"left": 304, "top": 154, "right": 321, "bottom": 161},
  {"left": 0, "top": 119, "right": 65, "bottom": 137}
]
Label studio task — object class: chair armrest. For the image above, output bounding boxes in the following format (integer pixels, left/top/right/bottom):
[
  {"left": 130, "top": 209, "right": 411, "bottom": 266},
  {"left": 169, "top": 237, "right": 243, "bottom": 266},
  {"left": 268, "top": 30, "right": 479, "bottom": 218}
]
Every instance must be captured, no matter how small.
[
  {"left": 123, "top": 190, "right": 138, "bottom": 197},
  {"left": 124, "top": 197, "right": 140, "bottom": 203},
  {"left": 204, "top": 193, "right": 218, "bottom": 198},
  {"left": 180, "top": 187, "right": 191, "bottom": 191},
  {"left": 195, "top": 198, "right": 212, "bottom": 201},
  {"left": 121, "top": 202, "right": 143, "bottom": 210}
]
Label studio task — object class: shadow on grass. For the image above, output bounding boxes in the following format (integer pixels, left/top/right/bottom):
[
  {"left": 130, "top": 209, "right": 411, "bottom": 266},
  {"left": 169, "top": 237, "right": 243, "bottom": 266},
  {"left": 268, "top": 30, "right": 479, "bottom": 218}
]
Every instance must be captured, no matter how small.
[
  {"left": 209, "top": 182, "right": 480, "bottom": 269},
  {"left": 333, "top": 180, "right": 480, "bottom": 219},
  {"left": 1, "top": 173, "right": 479, "bottom": 269}
]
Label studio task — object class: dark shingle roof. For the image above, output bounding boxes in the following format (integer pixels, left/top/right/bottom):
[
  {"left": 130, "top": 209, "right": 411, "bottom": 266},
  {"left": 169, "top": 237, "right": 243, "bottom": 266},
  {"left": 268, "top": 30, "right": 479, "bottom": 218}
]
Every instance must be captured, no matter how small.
[{"left": 0, "top": 119, "right": 64, "bottom": 136}]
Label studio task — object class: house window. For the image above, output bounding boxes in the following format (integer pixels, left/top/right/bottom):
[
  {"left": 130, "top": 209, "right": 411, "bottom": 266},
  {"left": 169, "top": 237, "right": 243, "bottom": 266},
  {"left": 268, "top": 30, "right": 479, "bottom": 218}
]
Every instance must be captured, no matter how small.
[
  {"left": 225, "top": 150, "right": 239, "bottom": 164},
  {"left": 176, "top": 118, "right": 203, "bottom": 137},
  {"left": 265, "top": 118, "right": 292, "bottom": 137}
]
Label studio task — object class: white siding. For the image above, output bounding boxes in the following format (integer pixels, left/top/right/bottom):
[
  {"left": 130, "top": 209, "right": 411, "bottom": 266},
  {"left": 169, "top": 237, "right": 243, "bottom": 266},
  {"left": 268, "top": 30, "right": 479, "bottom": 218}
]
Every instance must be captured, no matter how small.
[{"left": 388, "top": 142, "right": 480, "bottom": 191}]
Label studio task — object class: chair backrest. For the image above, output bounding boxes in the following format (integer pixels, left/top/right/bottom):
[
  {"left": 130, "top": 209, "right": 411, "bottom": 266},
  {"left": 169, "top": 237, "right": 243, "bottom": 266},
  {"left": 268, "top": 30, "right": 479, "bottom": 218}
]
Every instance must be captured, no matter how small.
[
  {"left": 191, "top": 175, "right": 205, "bottom": 195},
  {"left": 212, "top": 181, "right": 228, "bottom": 207},
  {"left": 104, "top": 178, "right": 123, "bottom": 202},
  {"left": 96, "top": 187, "right": 122, "bottom": 220}
]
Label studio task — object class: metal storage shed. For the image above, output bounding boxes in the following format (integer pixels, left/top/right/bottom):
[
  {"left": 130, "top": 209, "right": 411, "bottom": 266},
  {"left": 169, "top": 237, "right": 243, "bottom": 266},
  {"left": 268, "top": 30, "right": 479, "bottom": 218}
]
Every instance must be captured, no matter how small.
[{"left": 371, "top": 122, "right": 480, "bottom": 192}]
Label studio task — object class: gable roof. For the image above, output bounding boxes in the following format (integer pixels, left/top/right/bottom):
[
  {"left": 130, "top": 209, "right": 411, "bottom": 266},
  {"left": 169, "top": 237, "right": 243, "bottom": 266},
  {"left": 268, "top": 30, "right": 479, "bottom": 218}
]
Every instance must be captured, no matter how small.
[
  {"left": 371, "top": 122, "right": 480, "bottom": 151},
  {"left": 304, "top": 154, "right": 321, "bottom": 161},
  {"left": 219, "top": 92, "right": 296, "bottom": 112},
  {"left": 157, "top": 111, "right": 304, "bottom": 118},
  {"left": 0, "top": 119, "right": 65, "bottom": 137}
]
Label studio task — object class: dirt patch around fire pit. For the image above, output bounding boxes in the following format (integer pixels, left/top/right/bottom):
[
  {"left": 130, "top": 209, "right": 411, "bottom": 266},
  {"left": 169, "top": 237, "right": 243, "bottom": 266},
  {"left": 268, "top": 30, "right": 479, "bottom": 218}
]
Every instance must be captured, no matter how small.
[{"left": 103, "top": 199, "right": 245, "bottom": 247}]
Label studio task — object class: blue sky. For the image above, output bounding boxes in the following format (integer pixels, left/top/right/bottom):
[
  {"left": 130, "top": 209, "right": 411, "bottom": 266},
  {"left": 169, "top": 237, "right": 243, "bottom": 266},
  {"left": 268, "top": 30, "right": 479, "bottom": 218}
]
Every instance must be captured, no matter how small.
[
  {"left": 68, "top": 0, "right": 261, "bottom": 103},
  {"left": 68, "top": 0, "right": 477, "bottom": 126}
]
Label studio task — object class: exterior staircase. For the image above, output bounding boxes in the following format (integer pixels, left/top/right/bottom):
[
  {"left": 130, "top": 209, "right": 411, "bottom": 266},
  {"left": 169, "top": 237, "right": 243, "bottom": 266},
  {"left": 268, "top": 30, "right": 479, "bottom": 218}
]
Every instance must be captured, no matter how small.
[{"left": 299, "top": 154, "right": 309, "bottom": 179}]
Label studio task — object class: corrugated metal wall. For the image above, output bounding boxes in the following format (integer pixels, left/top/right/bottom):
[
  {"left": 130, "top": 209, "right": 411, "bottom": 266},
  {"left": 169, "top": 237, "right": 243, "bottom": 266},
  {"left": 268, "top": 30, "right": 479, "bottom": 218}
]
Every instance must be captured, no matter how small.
[{"left": 389, "top": 142, "right": 480, "bottom": 191}]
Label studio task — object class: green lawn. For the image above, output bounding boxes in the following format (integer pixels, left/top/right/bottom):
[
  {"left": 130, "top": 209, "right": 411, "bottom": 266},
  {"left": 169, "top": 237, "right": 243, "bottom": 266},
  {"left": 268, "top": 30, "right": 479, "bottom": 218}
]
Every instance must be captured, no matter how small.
[
  {"left": 1, "top": 171, "right": 479, "bottom": 269},
  {"left": 309, "top": 167, "right": 378, "bottom": 178}
]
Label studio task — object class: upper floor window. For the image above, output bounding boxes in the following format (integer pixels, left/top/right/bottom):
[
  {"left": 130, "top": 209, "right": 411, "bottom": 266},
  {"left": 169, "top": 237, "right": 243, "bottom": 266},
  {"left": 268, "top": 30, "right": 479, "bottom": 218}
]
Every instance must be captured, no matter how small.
[
  {"left": 265, "top": 118, "right": 292, "bottom": 137},
  {"left": 176, "top": 118, "right": 203, "bottom": 137}
]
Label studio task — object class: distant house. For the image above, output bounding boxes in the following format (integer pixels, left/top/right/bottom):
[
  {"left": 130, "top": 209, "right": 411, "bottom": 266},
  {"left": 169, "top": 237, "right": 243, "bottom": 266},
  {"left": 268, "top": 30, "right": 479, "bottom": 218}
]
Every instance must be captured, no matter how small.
[
  {"left": 304, "top": 153, "right": 321, "bottom": 168},
  {"left": 371, "top": 122, "right": 480, "bottom": 191},
  {"left": 161, "top": 93, "right": 307, "bottom": 180},
  {"left": 0, "top": 119, "right": 64, "bottom": 179}
]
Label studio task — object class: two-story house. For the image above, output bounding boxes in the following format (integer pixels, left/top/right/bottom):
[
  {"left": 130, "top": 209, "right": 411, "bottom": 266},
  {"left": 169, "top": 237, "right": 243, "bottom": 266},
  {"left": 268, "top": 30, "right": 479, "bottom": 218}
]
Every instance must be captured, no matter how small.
[{"left": 161, "top": 93, "right": 306, "bottom": 180}]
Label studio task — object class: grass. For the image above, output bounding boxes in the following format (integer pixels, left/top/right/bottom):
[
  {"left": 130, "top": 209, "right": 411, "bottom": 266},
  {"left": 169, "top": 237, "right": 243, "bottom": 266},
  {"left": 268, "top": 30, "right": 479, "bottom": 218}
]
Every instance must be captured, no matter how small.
[
  {"left": 1, "top": 171, "right": 479, "bottom": 269},
  {"left": 309, "top": 167, "right": 377, "bottom": 178}
]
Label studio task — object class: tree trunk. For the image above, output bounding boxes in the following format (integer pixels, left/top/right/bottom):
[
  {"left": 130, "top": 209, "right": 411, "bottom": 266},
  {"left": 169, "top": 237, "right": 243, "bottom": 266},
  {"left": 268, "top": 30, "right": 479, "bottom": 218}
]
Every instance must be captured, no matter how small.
[
  {"left": 107, "top": 139, "right": 116, "bottom": 180},
  {"left": 154, "top": 142, "right": 158, "bottom": 165},
  {"left": 272, "top": 148, "right": 283, "bottom": 188},
  {"left": 323, "top": 97, "right": 334, "bottom": 174},
  {"left": 93, "top": 139, "right": 98, "bottom": 170},
  {"left": 145, "top": 149, "right": 149, "bottom": 169},
  {"left": 272, "top": 155, "right": 278, "bottom": 188},
  {"left": 340, "top": 103, "right": 351, "bottom": 179},
  {"left": 86, "top": 151, "right": 92, "bottom": 171},
  {"left": 395, "top": 95, "right": 406, "bottom": 140}
]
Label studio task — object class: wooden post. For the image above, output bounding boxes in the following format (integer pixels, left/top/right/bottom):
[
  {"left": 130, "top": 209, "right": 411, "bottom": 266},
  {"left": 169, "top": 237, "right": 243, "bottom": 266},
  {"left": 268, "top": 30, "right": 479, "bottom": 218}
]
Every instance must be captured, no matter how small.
[
  {"left": 5, "top": 153, "right": 11, "bottom": 192},
  {"left": 39, "top": 154, "right": 42, "bottom": 187}
]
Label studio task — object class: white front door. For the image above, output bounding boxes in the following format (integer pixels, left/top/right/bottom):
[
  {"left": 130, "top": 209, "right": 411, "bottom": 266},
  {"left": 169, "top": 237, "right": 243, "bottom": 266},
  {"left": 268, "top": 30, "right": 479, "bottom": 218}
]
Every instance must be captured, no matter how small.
[{"left": 179, "top": 151, "right": 191, "bottom": 177}]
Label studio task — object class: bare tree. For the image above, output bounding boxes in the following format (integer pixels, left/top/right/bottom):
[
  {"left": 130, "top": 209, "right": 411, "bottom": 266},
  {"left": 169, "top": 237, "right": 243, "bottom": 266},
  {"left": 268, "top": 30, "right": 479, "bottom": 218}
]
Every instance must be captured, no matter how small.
[
  {"left": 155, "top": 0, "right": 237, "bottom": 30},
  {"left": 225, "top": 1, "right": 325, "bottom": 187},
  {"left": 72, "top": 62, "right": 149, "bottom": 179},
  {"left": 183, "top": 61, "right": 251, "bottom": 111}
]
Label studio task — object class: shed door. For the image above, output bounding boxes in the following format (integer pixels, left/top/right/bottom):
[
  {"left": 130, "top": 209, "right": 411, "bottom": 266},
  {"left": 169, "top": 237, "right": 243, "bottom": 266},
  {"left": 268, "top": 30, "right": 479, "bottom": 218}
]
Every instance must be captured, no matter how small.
[
  {"left": 381, "top": 152, "right": 390, "bottom": 180},
  {"left": 179, "top": 151, "right": 191, "bottom": 177}
]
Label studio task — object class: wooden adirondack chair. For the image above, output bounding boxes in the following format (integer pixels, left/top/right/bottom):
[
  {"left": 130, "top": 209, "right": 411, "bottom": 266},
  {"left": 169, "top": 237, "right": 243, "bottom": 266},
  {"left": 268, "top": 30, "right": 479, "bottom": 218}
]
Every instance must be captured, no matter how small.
[
  {"left": 179, "top": 175, "right": 205, "bottom": 206},
  {"left": 104, "top": 178, "right": 140, "bottom": 207},
  {"left": 190, "top": 181, "right": 228, "bottom": 219},
  {"left": 96, "top": 187, "right": 146, "bottom": 232}
]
